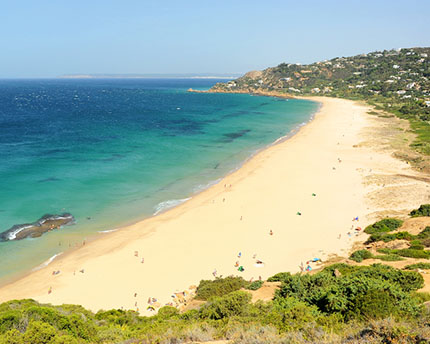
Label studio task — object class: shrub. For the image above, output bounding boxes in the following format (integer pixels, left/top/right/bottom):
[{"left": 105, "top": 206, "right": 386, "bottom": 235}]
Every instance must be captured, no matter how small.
[
  {"left": 377, "top": 248, "right": 393, "bottom": 254},
  {"left": 267, "top": 272, "right": 293, "bottom": 283},
  {"left": 275, "top": 264, "right": 423, "bottom": 319},
  {"left": 364, "top": 218, "right": 403, "bottom": 234},
  {"left": 410, "top": 243, "right": 425, "bottom": 250},
  {"left": 266, "top": 297, "right": 319, "bottom": 332},
  {"left": 410, "top": 204, "right": 430, "bottom": 217},
  {"left": 22, "top": 321, "right": 57, "bottom": 344},
  {"left": 420, "top": 238, "right": 430, "bottom": 247},
  {"left": 199, "top": 291, "right": 252, "bottom": 320},
  {"left": 157, "top": 306, "right": 179, "bottom": 319},
  {"left": 412, "top": 292, "right": 430, "bottom": 303},
  {"left": 349, "top": 249, "right": 373, "bottom": 262},
  {"left": 417, "top": 227, "right": 430, "bottom": 239},
  {"left": 0, "top": 311, "right": 20, "bottom": 334},
  {"left": 405, "top": 263, "right": 430, "bottom": 270},
  {"left": 195, "top": 276, "right": 248, "bottom": 300},
  {"left": 374, "top": 254, "right": 404, "bottom": 261},
  {"left": 246, "top": 280, "right": 264, "bottom": 290},
  {"left": 394, "top": 249, "right": 430, "bottom": 259}
]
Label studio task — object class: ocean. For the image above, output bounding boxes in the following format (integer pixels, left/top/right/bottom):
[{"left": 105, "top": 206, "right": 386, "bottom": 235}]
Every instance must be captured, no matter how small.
[{"left": 0, "top": 78, "right": 318, "bottom": 283}]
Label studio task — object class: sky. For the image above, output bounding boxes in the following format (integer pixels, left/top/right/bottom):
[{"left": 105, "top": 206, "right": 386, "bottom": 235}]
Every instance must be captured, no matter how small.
[{"left": 1, "top": 0, "right": 429, "bottom": 78}]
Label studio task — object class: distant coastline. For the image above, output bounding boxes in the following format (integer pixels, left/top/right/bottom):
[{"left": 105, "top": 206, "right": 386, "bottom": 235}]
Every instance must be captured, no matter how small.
[{"left": 59, "top": 74, "right": 240, "bottom": 79}]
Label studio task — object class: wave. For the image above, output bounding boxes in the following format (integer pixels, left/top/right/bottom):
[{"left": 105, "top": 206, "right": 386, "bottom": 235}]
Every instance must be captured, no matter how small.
[
  {"left": 4, "top": 225, "right": 34, "bottom": 241},
  {"left": 33, "top": 252, "right": 63, "bottom": 271},
  {"left": 153, "top": 197, "right": 191, "bottom": 216},
  {"left": 192, "top": 178, "right": 223, "bottom": 193},
  {"left": 98, "top": 228, "right": 118, "bottom": 234}
]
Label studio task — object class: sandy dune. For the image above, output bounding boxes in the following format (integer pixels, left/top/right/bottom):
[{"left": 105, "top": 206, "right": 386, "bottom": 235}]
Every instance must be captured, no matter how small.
[{"left": 0, "top": 97, "right": 428, "bottom": 315}]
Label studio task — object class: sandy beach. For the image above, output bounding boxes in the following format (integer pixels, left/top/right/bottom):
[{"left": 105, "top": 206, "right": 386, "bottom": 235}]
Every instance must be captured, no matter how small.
[{"left": 1, "top": 97, "right": 428, "bottom": 314}]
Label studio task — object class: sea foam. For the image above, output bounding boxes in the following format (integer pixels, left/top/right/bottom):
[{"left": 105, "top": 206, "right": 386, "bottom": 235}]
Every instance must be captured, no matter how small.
[
  {"left": 33, "top": 252, "right": 63, "bottom": 271},
  {"left": 153, "top": 198, "right": 191, "bottom": 215}
]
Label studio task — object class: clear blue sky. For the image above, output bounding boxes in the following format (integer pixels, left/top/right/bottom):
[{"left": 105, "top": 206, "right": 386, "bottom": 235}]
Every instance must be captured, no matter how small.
[{"left": 1, "top": 0, "right": 429, "bottom": 78}]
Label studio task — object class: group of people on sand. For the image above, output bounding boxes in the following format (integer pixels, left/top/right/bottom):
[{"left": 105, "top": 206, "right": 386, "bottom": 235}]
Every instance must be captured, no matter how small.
[{"left": 299, "top": 257, "right": 323, "bottom": 273}]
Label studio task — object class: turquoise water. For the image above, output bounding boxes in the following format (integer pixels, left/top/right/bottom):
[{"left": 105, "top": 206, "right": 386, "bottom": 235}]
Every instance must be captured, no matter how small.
[{"left": 0, "top": 78, "right": 318, "bottom": 283}]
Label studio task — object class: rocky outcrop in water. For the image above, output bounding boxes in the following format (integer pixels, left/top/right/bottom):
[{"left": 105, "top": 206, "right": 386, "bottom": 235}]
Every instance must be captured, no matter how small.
[{"left": 0, "top": 213, "right": 75, "bottom": 241}]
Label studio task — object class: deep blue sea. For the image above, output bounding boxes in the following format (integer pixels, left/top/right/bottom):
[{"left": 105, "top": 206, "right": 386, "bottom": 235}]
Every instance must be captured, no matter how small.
[{"left": 0, "top": 78, "right": 318, "bottom": 283}]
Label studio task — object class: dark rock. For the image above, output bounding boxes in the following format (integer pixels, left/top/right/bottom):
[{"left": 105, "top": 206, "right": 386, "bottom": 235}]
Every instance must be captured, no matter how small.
[{"left": 0, "top": 213, "right": 75, "bottom": 241}]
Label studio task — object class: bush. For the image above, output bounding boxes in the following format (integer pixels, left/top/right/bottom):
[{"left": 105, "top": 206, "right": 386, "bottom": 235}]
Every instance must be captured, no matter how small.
[
  {"left": 394, "top": 249, "right": 430, "bottom": 259},
  {"left": 22, "top": 321, "right": 57, "bottom": 344},
  {"left": 417, "top": 227, "right": 430, "bottom": 239},
  {"left": 275, "top": 264, "right": 423, "bottom": 320},
  {"left": 374, "top": 254, "right": 404, "bottom": 261},
  {"left": 196, "top": 276, "right": 248, "bottom": 300},
  {"left": 246, "top": 280, "right": 264, "bottom": 290},
  {"left": 199, "top": 291, "right": 252, "bottom": 320},
  {"left": 349, "top": 249, "right": 373, "bottom": 262},
  {"left": 267, "top": 272, "right": 293, "bottom": 283},
  {"left": 410, "top": 204, "right": 430, "bottom": 217},
  {"left": 405, "top": 263, "right": 430, "bottom": 270},
  {"left": 266, "top": 297, "right": 319, "bottom": 332},
  {"left": 412, "top": 292, "right": 430, "bottom": 303},
  {"left": 410, "top": 243, "right": 425, "bottom": 250},
  {"left": 157, "top": 306, "right": 179, "bottom": 319},
  {"left": 364, "top": 218, "right": 403, "bottom": 234}
]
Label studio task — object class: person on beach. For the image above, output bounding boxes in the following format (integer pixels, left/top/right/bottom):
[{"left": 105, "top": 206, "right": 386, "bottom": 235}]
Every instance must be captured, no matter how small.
[
  {"left": 48, "top": 287, "right": 52, "bottom": 294},
  {"left": 134, "top": 251, "right": 138, "bottom": 257},
  {"left": 240, "top": 216, "right": 242, "bottom": 221},
  {"left": 269, "top": 230, "right": 273, "bottom": 235},
  {"left": 238, "top": 252, "right": 241, "bottom": 258},
  {"left": 212, "top": 269, "right": 217, "bottom": 277},
  {"left": 141, "top": 258, "right": 144, "bottom": 263},
  {"left": 234, "top": 261, "right": 239, "bottom": 267}
]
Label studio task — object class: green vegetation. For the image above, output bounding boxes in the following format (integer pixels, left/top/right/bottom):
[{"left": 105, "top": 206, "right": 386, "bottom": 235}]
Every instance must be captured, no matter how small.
[
  {"left": 195, "top": 276, "right": 249, "bottom": 300},
  {"left": 246, "top": 280, "right": 264, "bottom": 290},
  {"left": 405, "top": 262, "right": 430, "bottom": 270},
  {"left": 363, "top": 218, "right": 403, "bottom": 234},
  {"left": 349, "top": 249, "right": 373, "bottom": 262},
  {"left": 349, "top": 250, "right": 404, "bottom": 262},
  {"left": 0, "top": 263, "right": 429, "bottom": 343},
  {"left": 212, "top": 48, "right": 430, "bottom": 156},
  {"left": 410, "top": 204, "right": 430, "bottom": 217}
]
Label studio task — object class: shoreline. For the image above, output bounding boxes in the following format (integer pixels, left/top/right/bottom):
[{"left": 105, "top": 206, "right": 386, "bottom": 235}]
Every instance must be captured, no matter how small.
[
  {"left": 1, "top": 96, "right": 427, "bottom": 315},
  {"left": 0, "top": 96, "right": 319, "bottom": 288}
]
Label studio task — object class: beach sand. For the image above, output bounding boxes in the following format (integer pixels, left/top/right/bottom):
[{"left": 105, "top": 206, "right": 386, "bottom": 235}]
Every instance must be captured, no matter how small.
[{"left": 1, "top": 97, "right": 428, "bottom": 314}]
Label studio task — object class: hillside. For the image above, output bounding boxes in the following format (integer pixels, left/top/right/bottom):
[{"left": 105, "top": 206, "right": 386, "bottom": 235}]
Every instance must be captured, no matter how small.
[{"left": 211, "top": 47, "right": 430, "bottom": 155}]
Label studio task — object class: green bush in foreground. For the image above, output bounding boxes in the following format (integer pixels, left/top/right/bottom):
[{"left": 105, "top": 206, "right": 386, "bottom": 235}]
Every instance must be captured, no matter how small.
[
  {"left": 410, "top": 204, "right": 430, "bottom": 217},
  {"left": 0, "top": 263, "right": 428, "bottom": 343},
  {"left": 364, "top": 218, "right": 403, "bottom": 234}
]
